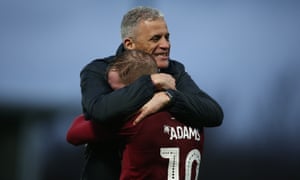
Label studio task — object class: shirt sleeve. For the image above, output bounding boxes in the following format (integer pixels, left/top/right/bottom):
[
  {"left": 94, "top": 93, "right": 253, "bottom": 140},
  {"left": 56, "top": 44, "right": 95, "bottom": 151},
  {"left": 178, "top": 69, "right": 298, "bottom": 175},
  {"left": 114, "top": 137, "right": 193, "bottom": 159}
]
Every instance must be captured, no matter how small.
[{"left": 66, "top": 114, "right": 116, "bottom": 146}]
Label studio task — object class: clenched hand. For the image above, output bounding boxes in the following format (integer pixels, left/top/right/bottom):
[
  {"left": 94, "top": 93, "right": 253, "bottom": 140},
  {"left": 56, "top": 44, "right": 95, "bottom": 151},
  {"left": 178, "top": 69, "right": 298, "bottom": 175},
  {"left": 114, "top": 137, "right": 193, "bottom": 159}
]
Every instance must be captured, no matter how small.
[{"left": 151, "top": 73, "right": 176, "bottom": 90}]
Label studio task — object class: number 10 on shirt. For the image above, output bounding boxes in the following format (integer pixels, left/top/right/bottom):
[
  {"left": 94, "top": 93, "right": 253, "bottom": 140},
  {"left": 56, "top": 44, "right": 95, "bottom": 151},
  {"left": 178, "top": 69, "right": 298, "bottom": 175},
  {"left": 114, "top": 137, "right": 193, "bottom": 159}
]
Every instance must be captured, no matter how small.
[{"left": 160, "top": 147, "right": 201, "bottom": 180}]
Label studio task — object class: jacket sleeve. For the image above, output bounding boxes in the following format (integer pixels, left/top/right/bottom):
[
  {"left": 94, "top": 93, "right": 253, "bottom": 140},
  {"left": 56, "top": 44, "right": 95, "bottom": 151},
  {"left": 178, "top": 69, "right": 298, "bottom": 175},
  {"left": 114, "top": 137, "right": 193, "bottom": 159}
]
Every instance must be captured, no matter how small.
[
  {"left": 80, "top": 60, "right": 156, "bottom": 124},
  {"left": 165, "top": 61, "right": 224, "bottom": 128}
]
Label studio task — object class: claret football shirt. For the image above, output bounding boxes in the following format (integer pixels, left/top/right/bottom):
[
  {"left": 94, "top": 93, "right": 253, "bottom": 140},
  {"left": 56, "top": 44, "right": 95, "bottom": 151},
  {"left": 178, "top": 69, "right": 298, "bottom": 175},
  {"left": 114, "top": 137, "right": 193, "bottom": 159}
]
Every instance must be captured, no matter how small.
[{"left": 119, "top": 111, "right": 204, "bottom": 180}]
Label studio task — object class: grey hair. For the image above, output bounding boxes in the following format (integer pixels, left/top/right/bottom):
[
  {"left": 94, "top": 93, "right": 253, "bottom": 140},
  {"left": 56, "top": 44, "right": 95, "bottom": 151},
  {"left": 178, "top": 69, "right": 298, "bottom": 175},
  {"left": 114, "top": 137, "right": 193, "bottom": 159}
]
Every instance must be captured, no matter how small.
[{"left": 121, "top": 6, "right": 164, "bottom": 40}]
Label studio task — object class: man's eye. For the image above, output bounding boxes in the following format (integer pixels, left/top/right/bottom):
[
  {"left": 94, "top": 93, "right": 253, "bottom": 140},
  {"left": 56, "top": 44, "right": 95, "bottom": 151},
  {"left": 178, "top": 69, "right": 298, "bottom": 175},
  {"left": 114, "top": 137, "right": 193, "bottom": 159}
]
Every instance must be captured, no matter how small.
[
  {"left": 165, "top": 35, "right": 170, "bottom": 41},
  {"left": 151, "top": 36, "right": 160, "bottom": 42}
]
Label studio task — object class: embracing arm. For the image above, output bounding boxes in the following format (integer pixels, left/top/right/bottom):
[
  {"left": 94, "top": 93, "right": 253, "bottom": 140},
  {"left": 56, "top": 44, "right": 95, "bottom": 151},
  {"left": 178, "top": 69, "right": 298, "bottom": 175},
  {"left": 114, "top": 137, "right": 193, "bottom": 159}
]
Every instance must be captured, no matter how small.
[
  {"left": 66, "top": 114, "right": 115, "bottom": 146},
  {"left": 66, "top": 114, "right": 99, "bottom": 146},
  {"left": 80, "top": 59, "right": 156, "bottom": 124},
  {"left": 162, "top": 61, "right": 223, "bottom": 128}
]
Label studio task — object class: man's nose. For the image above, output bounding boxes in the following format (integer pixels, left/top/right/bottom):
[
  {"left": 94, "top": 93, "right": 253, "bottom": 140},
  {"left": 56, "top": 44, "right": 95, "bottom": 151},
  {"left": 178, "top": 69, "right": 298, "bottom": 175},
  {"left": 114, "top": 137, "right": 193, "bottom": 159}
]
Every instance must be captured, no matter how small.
[{"left": 159, "top": 37, "right": 170, "bottom": 49}]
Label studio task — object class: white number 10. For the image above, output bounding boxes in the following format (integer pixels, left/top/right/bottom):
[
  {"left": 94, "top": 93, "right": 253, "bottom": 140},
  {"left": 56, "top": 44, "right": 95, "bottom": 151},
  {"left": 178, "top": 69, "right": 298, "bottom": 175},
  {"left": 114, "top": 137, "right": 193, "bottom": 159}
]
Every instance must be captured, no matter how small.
[{"left": 160, "top": 147, "right": 201, "bottom": 180}]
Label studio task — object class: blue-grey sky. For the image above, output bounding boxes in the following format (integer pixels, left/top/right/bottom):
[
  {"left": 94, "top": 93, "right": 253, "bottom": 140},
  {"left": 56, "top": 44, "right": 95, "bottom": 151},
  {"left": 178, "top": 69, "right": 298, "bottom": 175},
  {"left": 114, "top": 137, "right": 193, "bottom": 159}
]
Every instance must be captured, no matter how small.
[{"left": 1, "top": 0, "right": 300, "bottom": 154}]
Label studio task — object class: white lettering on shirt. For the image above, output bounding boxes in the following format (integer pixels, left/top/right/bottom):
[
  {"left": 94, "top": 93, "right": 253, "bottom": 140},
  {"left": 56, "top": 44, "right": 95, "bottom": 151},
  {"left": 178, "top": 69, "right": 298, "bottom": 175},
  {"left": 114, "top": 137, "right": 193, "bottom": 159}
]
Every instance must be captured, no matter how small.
[{"left": 163, "top": 125, "right": 200, "bottom": 141}]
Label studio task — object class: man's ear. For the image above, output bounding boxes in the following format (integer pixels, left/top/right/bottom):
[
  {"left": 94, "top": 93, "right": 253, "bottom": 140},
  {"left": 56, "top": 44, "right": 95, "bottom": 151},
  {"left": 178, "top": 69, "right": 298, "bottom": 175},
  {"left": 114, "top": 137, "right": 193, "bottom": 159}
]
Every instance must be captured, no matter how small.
[{"left": 123, "top": 38, "right": 135, "bottom": 50}]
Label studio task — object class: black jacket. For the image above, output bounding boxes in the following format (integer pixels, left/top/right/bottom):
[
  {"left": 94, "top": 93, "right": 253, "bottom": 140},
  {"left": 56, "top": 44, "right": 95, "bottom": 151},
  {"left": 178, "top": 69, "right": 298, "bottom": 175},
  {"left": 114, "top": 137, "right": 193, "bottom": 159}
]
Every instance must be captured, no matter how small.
[
  {"left": 81, "top": 45, "right": 223, "bottom": 128},
  {"left": 79, "top": 45, "right": 223, "bottom": 179}
]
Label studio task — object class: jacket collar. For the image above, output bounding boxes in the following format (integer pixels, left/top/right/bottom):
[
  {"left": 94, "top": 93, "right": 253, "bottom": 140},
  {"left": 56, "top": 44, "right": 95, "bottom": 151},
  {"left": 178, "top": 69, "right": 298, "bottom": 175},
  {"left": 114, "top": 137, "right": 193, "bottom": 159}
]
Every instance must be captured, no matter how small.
[{"left": 116, "top": 44, "right": 125, "bottom": 55}]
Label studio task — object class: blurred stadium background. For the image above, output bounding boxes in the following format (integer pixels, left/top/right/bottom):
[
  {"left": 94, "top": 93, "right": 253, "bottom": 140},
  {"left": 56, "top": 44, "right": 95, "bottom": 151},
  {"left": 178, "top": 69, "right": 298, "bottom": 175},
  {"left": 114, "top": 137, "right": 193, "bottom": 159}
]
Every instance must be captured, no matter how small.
[{"left": 1, "top": 1, "right": 299, "bottom": 179}]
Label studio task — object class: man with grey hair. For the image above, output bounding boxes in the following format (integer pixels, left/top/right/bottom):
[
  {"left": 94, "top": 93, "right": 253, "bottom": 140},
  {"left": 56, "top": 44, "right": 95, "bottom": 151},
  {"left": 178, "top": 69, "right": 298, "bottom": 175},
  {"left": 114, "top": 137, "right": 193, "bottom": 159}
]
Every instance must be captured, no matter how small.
[
  {"left": 68, "top": 50, "right": 204, "bottom": 179},
  {"left": 79, "top": 6, "right": 223, "bottom": 180}
]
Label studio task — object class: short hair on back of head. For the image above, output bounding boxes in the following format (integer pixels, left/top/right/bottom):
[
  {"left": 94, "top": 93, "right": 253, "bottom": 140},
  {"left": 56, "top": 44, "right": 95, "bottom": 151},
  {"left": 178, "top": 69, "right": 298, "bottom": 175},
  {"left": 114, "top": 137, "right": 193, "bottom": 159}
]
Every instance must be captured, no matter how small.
[
  {"left": 109, "top": 50, "right": 158, "bottom": 86},
  {"left": 121, "top": 6, "right": 164, "bottom": 40}
]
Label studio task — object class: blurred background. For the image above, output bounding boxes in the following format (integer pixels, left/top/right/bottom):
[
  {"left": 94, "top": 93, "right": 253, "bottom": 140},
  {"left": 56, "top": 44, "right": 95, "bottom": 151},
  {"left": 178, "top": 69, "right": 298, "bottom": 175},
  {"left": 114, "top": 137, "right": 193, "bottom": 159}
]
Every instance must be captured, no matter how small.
[{"left": 0, "top": 0, "right": 299, "bottom": 179}]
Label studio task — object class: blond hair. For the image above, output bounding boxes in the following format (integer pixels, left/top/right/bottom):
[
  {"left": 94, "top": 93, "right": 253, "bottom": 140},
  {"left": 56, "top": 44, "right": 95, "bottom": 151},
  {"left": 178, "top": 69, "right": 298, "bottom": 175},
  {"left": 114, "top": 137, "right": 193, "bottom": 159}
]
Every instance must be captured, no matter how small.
[{"left": 108, "top": 50, "right": 158, "bottom": 85}]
